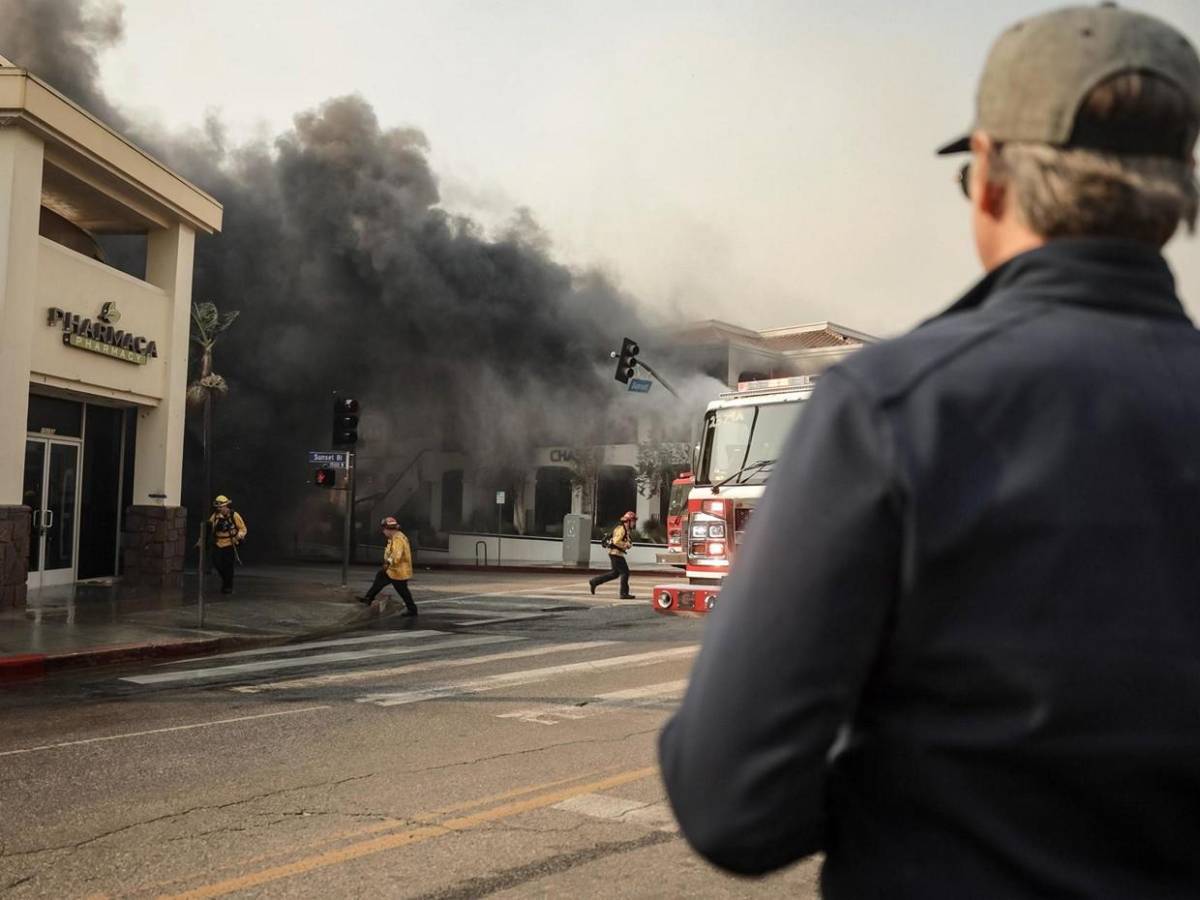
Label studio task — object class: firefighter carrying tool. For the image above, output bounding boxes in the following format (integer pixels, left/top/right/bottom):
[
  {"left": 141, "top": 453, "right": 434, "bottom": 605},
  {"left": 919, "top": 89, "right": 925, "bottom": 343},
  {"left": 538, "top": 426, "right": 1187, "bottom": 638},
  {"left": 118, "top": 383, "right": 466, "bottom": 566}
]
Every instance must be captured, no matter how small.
[
  {"left": 209, "top": 494, "right": 247, "bottom": 595},
  {"left": 652, "top": 377, "right": 817, "bottom": 615}
]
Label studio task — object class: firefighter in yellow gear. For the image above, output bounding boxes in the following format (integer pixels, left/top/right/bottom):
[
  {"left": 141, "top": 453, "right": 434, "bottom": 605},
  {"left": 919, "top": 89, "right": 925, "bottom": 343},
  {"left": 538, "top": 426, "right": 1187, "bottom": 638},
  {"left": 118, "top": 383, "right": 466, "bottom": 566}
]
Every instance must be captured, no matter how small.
[
  {"left": 209, "top": 495, "right": 247, "bottom": 594},
  {"left": 589, "top": 510, "right": 637, "bottom": 599},
  {"left": 357, "top": 516, "right": 418, "bottom": 615}
]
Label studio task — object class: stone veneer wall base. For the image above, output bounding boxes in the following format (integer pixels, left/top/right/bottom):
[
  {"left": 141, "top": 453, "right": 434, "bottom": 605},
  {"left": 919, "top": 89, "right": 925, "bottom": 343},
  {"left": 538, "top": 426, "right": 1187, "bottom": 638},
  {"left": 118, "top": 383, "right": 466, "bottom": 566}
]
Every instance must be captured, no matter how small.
[
  {"left": 0, "top": 505, "right": 31, "bottom": 609},
  {"left": 122, "top": 505, "right": 187, "bottom": 589}
]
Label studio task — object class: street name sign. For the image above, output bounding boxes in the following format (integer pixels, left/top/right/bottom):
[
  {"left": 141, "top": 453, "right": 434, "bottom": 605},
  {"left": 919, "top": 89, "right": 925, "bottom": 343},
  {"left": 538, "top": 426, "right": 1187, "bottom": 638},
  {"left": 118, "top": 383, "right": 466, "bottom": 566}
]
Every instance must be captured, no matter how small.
[
  {"left": 308, "top": 450, "right": 348, "bottom": 469},
  {"left": 628, "top": 378, "right": 653, "bottom": 393}
]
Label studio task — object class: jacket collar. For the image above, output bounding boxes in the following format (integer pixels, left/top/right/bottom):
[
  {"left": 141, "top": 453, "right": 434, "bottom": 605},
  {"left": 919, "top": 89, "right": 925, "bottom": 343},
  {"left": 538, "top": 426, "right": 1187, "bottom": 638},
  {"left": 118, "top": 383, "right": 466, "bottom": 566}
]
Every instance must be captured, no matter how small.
[{"left": 933, "top": 238, "right": 1191, "bottom": 325}]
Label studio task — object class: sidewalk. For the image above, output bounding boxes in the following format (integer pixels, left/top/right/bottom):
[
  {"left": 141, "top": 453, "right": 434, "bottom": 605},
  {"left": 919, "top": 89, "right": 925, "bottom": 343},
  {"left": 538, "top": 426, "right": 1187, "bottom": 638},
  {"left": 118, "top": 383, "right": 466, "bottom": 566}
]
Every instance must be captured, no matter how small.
[
  {"left": 0, "top": 561, "right": 678, "bottom": 679},
  {"left": 0, "top": 565, "right": 380, "bottom": 680}
]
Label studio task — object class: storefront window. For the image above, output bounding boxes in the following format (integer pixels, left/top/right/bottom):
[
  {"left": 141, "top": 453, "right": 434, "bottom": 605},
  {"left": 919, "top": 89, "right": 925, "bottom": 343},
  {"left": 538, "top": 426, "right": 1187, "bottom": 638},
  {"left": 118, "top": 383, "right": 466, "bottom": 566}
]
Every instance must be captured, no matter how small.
[
  {"left": 534, "top": 467, "right": 573, "bottom": 536},
  {"left": 596, "top": 465, "right": 637, "bottom": 530},
  {"left": 27, "top": 394, "right": 82, "bottom": 438}
]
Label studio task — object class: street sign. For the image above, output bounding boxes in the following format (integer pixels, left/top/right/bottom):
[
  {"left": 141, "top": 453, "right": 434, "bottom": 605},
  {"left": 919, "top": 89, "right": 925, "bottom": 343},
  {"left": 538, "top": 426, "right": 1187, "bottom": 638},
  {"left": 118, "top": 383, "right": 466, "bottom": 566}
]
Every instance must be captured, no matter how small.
[
  {"left": 307, "top": 450, "right": 348, "bottom": 469},
  {"left": 627, "top": 378, "right": 652, "bottom": 393},
  {"left": 496, "top": 491, "right": 506, "bottom": 505}
]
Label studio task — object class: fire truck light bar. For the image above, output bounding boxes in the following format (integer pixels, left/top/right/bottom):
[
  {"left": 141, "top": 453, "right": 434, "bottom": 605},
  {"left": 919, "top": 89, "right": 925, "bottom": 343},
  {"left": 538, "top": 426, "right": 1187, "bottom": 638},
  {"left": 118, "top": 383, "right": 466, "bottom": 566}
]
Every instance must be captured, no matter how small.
[{"left": 735, "top": 375, "right": 819, "bottom": 393}]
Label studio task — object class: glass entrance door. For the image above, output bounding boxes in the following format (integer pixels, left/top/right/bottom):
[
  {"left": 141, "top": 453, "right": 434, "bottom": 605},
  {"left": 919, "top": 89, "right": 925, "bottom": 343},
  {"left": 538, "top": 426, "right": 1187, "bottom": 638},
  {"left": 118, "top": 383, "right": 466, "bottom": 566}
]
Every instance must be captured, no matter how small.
[{"left": 23, "top": 438, "right": 80, "bottom": 590}]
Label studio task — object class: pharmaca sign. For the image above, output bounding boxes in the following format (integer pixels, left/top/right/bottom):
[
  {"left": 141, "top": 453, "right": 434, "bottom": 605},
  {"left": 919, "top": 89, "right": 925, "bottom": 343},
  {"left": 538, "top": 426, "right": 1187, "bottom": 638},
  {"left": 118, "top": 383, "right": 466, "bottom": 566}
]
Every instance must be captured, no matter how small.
[{"left": 47, "top": 303, "right": 158, "bottom": 365}]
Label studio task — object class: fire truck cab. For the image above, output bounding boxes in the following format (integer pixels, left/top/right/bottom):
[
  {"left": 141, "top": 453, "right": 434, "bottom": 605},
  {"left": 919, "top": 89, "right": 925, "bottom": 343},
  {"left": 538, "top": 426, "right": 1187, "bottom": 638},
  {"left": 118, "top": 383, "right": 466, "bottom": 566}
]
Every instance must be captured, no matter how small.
[
  {"left": 656, "top": 472, "right": 693, "bottom": 568},
  {"left": 652, "top": 376, "right": 817, "bottom": 615}
]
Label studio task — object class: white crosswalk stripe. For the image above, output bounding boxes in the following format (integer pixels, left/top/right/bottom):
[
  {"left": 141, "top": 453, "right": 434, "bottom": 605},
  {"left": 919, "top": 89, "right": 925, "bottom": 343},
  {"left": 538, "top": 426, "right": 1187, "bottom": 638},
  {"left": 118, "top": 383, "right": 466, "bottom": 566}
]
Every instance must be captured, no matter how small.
[
  {"left": 160, "top": 630, "right": 448, "bottom": 664},
  {"left": 553, "top": 794, "right": 678, "bottom": 832},
  {"left": 496, "top": 679, "right": 687, "bottom": 725},
  {"left": 356, "top": 646, "right": 698, "bottom": 707},
  {"left": 121, "top": 633, "right": 518, "bottom": 685},
  {"left": 469, "top": 590, "right": 646, "bottom": 606},
  {"left": 232, "top": 640, "right": 619, "bottom": 694}
]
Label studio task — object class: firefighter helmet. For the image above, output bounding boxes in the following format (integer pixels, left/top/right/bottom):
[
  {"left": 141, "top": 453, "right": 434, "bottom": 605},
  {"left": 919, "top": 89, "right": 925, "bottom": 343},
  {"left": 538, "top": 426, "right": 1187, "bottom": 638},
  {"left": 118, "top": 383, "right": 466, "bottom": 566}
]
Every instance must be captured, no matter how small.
[
  {"left": 213, "top": 494, "right": 231, "bottom": 507},
  {"left": 380, "top": 516, "right": 400, "bottom": 529},
  {"left": 622, "top": 510, "right": 637, "bottom": 522}
]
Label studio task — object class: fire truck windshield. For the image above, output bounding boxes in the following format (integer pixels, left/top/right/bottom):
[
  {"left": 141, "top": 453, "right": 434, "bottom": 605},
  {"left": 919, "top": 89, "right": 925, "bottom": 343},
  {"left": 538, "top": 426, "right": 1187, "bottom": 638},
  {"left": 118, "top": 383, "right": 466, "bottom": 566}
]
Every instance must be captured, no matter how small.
[
  {"left": 697, "top": 400, "right": 803, "bottom": 486},
  {"left": 668, "top": 482, "right": 690, "bottom": 517}
]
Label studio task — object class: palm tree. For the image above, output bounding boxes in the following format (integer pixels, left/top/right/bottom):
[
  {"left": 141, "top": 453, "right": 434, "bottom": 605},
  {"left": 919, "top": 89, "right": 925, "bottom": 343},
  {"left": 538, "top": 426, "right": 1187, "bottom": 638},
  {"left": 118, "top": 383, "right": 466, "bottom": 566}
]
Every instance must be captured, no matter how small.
[
  {"left": 188, "top": 302, "right": 238, "bottom": 620},
  {"left": 188, "top": 302, "right": 238, "bottom": 406}
]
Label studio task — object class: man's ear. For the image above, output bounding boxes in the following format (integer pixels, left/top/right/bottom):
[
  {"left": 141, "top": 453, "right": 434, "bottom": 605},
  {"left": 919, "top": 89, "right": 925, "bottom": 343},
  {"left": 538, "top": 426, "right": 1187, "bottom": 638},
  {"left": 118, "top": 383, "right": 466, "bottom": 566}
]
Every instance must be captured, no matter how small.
[
  {"left": 978, "top": 163, "right": 1009, "bottom": 220},
  {"left": 969, "top": 131, "right": 1006, "bottom": 221}
]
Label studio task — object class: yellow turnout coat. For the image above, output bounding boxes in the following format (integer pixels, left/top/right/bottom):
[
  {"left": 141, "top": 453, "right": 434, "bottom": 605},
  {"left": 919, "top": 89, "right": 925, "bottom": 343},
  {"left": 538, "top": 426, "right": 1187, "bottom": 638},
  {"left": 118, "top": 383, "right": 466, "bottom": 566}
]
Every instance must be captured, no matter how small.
[{"left": 384, "top": 531, "right": 413, "bottom": 580}]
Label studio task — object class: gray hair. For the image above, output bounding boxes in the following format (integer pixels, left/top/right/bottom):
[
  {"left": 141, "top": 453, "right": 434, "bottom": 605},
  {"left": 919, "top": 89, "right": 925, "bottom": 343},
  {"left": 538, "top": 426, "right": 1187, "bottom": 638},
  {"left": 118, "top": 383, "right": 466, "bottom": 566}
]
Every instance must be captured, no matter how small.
[
  {"left": 991, "top": 143, "right": 1198, "bottom": 245},
  {"left": 986, "top": 72, "right": 1200, "bottom": 245}
]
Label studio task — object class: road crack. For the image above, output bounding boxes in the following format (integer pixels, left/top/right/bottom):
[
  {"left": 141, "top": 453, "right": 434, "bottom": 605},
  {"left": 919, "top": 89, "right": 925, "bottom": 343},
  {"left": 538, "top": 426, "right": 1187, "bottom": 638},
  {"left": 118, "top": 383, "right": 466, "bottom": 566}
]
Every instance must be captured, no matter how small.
[
  {"left": 0, "top": 772, "right": 375, "bottom": 860},
  {"left": 406, "top": 830, "right": 677, "bottom": 899},
  {"left": 395, "top": 726, "right": 661, "bottom": 776}
]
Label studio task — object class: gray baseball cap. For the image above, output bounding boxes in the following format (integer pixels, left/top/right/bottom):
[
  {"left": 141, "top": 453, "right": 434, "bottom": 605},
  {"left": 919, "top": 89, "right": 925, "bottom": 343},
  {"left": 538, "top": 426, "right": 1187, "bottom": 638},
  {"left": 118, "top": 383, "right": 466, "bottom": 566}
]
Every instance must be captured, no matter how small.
[{"left": 938, "top": 3, "right": 1200, "bottom": 158}]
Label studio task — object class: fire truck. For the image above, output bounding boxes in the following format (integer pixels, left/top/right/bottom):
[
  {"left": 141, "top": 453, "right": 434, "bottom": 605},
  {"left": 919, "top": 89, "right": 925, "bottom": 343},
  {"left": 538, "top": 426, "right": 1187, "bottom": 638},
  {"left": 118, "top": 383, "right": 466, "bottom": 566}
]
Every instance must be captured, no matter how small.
[
  {"left": 652, "top": 375, "right": 818, "bottom": 614},
  {"left": 656, "top": 472, "right": 693, "bottom": 568}
]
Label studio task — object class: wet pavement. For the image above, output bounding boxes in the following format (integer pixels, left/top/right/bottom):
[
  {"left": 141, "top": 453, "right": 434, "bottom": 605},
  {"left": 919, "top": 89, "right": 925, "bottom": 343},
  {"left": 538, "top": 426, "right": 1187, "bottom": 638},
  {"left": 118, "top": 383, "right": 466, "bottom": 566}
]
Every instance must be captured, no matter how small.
[
  {"left": 0, "top": 564, "right": 678, "bottom": 670},
  {"left": 0, "top": 586, "right": 817, "bottom": 899},
  {"left": 0, "top": 564, "right": 382, "bottom": 664}
]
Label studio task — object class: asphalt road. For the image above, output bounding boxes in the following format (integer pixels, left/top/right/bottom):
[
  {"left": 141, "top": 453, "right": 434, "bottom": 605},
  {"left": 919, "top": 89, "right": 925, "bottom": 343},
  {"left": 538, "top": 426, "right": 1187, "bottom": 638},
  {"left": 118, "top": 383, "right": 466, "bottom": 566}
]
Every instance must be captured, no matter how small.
[{"left": 0, "top": 570, "right": 821, "bottom": 899}]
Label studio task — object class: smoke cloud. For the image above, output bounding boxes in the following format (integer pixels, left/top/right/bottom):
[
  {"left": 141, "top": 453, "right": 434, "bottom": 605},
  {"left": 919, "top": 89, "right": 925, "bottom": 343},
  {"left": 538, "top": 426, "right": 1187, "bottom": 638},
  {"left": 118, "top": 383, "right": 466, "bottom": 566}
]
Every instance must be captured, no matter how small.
[
  {"left": 0, "top": 0, "right": 126, "bottom": 128},
  {"left": 1, "top": 0, "right": 704, "bottom": 549}
]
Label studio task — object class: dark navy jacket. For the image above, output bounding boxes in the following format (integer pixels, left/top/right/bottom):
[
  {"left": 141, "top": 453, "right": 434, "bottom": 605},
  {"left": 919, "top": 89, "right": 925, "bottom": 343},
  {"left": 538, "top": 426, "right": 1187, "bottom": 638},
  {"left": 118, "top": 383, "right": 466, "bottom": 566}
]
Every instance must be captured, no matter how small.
[{"left": 659, "top": 239, "right": 1200, "bottom": 898}]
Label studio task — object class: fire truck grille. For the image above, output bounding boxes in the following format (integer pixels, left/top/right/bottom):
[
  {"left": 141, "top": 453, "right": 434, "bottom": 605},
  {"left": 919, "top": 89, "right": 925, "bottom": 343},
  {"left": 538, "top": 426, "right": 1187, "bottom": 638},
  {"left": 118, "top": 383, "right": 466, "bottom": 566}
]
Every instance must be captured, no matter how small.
[
  {"left": 677, "top": 591, "right": 695, "bottom": 610},
  {"left": 734, "top": 506, "right": 753, "bottom": 543}
]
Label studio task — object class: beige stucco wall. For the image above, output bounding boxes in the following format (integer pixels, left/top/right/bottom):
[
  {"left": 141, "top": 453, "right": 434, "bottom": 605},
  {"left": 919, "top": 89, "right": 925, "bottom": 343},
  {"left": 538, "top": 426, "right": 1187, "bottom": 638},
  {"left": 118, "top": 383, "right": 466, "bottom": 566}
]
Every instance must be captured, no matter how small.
[
  {"left": 0, "top": 127, "right": 45, "bottom": 505},
  {"left": 0, "top": 66, "right": 218, "bottom": 513},
  {"left": 31, "top": 238, "right": 171, "bottom": 404}
]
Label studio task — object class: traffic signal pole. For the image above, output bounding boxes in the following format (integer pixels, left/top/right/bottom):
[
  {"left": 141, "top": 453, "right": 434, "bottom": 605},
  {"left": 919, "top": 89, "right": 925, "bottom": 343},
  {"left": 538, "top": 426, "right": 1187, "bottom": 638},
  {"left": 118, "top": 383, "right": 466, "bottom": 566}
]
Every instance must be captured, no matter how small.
[
  {"left": 342, "top": 450, "right": 354, "bottom": 587},
  {"left": 611, "top": 338, "right": 680, "bottom": 399},
  {"left": 634, "top": 359, "right": 681, "bottom": 400},
  {"left": 330, "top": 393, "right": 360, "bottom": 587}
]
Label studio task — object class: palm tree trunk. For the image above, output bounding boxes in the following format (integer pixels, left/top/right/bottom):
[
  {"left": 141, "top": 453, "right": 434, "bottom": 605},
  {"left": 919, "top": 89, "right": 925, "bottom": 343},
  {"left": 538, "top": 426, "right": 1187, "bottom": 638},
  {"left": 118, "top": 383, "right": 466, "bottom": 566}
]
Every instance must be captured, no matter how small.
[{"left": 199, "top": 390, "right": 212, "bottom": 627}]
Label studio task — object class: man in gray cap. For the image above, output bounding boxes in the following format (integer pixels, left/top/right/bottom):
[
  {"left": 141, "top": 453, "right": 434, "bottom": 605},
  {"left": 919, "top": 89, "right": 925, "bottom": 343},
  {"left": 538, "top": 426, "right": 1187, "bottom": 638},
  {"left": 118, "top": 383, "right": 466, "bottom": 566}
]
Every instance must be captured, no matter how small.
[{"left": 661, "top": 4, "right": 1200, "bottom": 896}]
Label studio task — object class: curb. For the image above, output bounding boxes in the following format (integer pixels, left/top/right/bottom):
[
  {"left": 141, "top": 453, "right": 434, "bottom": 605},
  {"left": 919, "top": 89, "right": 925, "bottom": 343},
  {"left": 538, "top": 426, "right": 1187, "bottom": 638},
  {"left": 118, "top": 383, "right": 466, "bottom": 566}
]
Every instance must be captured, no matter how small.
[
  {"left": 0, "top": 633, "right": 292, "bottom": 683},
  {"left": 0, "top": 569, "right": 678, "bottom": 681},
  {"left": 0, "top": 600, "right": 443, "bottom": 682}
]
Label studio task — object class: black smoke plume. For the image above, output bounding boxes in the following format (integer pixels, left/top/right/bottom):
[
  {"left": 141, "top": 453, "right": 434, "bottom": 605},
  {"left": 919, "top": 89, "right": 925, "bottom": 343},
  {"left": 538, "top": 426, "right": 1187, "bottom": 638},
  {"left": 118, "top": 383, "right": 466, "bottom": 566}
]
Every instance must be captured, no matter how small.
[{"left": 1, "top": 0, "right": 705, "bottom": 552}]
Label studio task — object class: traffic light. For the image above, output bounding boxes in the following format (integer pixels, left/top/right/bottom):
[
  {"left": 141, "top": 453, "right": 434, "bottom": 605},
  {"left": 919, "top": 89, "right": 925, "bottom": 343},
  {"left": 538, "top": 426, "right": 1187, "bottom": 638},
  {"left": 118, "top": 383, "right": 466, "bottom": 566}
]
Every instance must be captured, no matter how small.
[
  {"left": 332, "top": 397, "right": 359, "bottom": 447},
  {"left": 314, "top": 467, "right": 337, "bottom": 488},
  {"left": 613, "top": 337, "right": 639, "bottom": 384}
]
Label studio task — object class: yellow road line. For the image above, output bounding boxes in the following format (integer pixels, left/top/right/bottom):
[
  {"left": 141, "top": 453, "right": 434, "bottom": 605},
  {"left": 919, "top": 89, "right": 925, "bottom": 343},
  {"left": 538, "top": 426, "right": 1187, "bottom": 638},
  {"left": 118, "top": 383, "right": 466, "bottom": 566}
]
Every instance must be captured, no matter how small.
[
  {"left": 161, "top": 766, "right": 658, "bottom": 899},
  {"left": 139, "top": 769, "right": 621, "bottom": 897}
]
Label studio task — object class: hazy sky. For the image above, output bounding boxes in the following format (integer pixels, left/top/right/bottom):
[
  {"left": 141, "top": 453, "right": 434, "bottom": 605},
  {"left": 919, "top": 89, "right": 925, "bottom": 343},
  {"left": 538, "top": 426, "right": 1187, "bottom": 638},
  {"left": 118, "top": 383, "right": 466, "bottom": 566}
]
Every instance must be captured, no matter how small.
[{"left": 99, "top": 0, "right": 1200, "bottom": 337}]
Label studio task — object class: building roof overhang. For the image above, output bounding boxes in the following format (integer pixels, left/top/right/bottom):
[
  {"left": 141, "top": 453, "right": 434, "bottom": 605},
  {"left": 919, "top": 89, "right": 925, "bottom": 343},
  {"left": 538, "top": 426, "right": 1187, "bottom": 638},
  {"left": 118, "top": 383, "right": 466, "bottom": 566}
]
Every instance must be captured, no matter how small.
[{"left": 0, "top": 66, "right": 222, "bottom": 234}]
